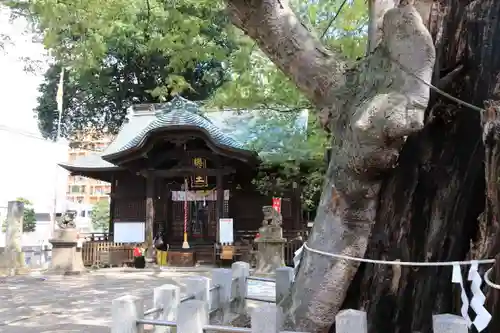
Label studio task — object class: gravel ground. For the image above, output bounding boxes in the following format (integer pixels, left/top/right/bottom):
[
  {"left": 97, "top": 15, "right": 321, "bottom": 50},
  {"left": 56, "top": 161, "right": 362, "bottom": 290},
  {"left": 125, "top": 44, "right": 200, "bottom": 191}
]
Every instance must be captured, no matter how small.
[{"left": 0, "top": 268, "right": 276, "bottom": 332}]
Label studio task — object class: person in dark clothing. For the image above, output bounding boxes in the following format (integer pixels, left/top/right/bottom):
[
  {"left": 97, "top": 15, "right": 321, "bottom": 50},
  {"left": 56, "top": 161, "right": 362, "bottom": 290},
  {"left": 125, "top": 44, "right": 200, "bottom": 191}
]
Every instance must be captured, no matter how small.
[
  {"left": 133, "top": 243, "right": 146, "bottom": 269},
  {"left": 154, "top": 231, "right": 168, "bottom": 251}
]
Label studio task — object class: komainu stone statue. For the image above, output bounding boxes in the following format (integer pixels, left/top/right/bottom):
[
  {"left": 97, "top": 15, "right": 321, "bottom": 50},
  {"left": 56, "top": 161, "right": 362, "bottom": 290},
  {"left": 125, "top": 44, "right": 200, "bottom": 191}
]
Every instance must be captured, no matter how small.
[
  {"left": 262, "top": 205, "right": 283, "bottom": 227},
  {"left": 49, "top": 210, "right": 85, "bottom": 274},
  {"left": 57, "top": 211, "right": 77, "bottom": 229},
  {"left": 254, "top": 205, "right": 286, "bottom": 276}
]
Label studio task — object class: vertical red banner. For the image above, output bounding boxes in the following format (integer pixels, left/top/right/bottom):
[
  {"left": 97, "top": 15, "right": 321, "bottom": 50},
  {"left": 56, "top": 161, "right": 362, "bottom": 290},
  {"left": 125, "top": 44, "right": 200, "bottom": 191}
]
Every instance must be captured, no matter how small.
[{"left": 272, "top": 197, "right": 282, "bottom": 213}]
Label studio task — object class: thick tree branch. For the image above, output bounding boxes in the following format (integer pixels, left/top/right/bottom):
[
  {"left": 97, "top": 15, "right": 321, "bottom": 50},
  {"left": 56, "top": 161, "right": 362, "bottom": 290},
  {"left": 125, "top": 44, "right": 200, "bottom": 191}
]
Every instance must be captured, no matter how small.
[
  {"left": 224, "top": 1, "right": 435, "bottom": 332},
  {"left": 224, "top": 0, "right": 347, "bottom": 109}
]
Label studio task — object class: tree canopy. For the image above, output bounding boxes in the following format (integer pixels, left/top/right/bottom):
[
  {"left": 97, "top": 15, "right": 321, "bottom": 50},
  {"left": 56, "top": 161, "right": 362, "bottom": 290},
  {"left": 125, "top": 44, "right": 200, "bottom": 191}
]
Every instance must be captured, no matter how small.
[
  {"left": 6, "top": 0, "right": 367, "bottom": 213},
  {"left": 91, "top": 200, "right": 110, "bottom": 232},
  {"left": 25, "top": 0, "right": 238, "bottom": 140},
  {"left": 5, "top": 0, "right": 367, "bottom": 139}
]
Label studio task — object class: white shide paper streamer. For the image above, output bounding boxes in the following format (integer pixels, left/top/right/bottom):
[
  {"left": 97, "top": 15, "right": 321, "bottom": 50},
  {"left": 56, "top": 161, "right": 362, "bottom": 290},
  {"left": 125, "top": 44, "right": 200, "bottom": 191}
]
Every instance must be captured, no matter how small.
[
  {"left": 468, "top": 261, "right": 492, "bottom": 331},
  {"left": 295, "top": 242, "right": 493, "bottom": 331},
  {"left": 293, "top": 245, "right": 304, "bottom": 277},
  {"left": 452, "top": 262, "right": 492, "bottom": 332}
]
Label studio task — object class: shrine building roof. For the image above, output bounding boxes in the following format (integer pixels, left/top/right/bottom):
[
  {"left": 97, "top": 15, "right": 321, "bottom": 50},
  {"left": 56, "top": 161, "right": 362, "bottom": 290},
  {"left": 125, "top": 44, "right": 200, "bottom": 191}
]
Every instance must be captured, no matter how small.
[{"left": 59, "top": 95, "right": 309, "bottom": 173}]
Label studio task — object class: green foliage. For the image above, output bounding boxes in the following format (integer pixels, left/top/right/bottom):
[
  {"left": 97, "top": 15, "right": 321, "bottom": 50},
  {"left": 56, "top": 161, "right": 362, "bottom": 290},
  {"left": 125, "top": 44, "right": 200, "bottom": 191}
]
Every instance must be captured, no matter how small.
[
  {"left": 6, "top": 0, "right": 368, "bottom": 212},
  {"left": 251, "top": 118, "right": 329, "bottom": 211},
  {"left": 37, "top": 57, "right": 229, "bottom": 140},
  {"left": 222, "top": 0, "right": 367, "bottom": 210},
  {"left": 91, "top": 200, "right": 110, "bottom": 232},
  {"left": 206, "top": 0, "right": 368, "bottom": 108},
  {"left": 2, "top": 198, "right": 37, "bottom": 233},
  {"left": 7, "top": 0, "right": 240, "bottom": 139}
]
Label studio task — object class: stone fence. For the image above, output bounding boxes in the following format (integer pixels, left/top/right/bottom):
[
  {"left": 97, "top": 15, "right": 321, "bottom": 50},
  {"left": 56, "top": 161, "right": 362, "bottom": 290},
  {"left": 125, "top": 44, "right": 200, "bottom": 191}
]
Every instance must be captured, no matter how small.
[
  {"left": 0, "top": 245, "right": 51, "bottom": 269},
  {"left": 111, "top": 261, "right": 471, "bottom": 333}
]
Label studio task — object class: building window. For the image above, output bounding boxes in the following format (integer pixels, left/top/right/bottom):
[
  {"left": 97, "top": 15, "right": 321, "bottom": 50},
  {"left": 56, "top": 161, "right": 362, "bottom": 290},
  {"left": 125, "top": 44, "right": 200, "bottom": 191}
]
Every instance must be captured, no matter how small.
[{"left": 70, "top": 185, "right": 86, "bottom": 194}]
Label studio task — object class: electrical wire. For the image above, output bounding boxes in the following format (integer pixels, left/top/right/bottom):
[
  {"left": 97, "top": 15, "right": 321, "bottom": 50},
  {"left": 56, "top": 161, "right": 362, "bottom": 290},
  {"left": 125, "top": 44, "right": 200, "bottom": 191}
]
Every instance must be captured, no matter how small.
[
  {"left": 0, "top": 123, "right": 101, "bottom": 153},
  {"left": 320, "top": 0, "right": 349, "bottom": 40},
  {"left": 384, "top": 50, "right": 486, "bottom": 113},
  {"left": 316, "top": 0, "right": 485, "bottom": 113}
]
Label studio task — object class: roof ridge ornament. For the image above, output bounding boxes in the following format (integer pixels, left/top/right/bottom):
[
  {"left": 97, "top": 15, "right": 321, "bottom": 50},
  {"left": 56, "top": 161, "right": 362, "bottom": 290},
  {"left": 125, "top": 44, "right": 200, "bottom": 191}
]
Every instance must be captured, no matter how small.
[{"left": 155, "top": 95, "right": 204, "bottom": 116}]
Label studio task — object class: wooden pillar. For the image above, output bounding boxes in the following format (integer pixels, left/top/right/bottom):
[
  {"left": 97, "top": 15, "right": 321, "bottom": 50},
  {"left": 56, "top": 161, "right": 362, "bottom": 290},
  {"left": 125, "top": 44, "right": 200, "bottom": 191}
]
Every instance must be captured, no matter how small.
[
  {"left": 109, "top": 174, "right": 116, "bottom": 240},
  {"left": 292, "top": 181, "right": 302, "bottom": 231},
  {"left": 145, "top": 173, "right": 155, "bottom": 259},
  {"left": 216, "top": 170, "right": 224, "bottom": 243}
]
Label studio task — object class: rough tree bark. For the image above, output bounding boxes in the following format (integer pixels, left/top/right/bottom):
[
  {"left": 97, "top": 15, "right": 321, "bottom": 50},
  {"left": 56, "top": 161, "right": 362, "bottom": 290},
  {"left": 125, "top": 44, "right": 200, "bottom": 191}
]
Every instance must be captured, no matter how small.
[
  {"left": 342, "top": 1, "right": 500, "bottom": 333},
  {"left": 225, "top": 0, "right": 435, "bottom": 332},
  {"left": 226, "top": 0, "right": 500, "bottom": 332},
  {"left": 479, "top": 103, "right": 500, "bottom": 333}
]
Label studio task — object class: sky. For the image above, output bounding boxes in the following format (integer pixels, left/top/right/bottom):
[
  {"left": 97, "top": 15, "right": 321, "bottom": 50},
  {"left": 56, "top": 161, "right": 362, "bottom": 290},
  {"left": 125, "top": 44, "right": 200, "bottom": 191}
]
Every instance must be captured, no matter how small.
[
  {"left": 0, "top": 7, "right": 47, "bottom": 132},
  {"left": 0, "top": 7, "right": 68, "bottom": 215}
]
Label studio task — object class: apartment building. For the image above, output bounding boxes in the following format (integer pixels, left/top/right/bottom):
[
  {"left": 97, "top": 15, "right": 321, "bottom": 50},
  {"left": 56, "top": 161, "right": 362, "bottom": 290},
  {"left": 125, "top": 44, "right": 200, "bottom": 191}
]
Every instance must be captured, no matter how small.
[{"left": 66, "top": 135, "right": 113, "bottom": 207}]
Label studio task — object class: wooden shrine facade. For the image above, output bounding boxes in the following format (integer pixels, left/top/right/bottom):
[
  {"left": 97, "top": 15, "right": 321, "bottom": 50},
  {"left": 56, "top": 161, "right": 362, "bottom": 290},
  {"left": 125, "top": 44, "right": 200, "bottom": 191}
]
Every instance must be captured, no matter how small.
[
  {"left": 59, "top": 96, "right": 306, "bottom": 264},
  {"left": 109, "top": 168, "right": 302, "bottom": 247},
  {"left": 105, "top": 133, "right": 301, "bottom": 247}
]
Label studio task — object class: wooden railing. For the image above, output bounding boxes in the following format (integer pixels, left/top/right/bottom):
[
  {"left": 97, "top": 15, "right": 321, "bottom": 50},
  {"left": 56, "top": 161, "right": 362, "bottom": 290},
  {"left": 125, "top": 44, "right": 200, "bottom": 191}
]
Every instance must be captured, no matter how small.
[
  {"left": 82, "top": 241, "right": 133, "bottom": 267},
  {"left": 80, "top": 232, "right": 112, "bottom": 242},
  {"left": 81, "top": 229, "right": 304, "bottom": 267},
  {"left": 284, "top": 240, "right": 303, "bottom": 267}
]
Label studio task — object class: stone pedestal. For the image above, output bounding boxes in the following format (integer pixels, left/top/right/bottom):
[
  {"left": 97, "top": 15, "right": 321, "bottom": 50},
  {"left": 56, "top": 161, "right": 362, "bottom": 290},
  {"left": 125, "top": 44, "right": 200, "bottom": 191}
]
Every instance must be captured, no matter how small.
[
  {"left": 254, "top": 225, "right": 286, "bottom": 276},
  {"left": 48, "top": 229, "right": 85, "bottom": 275}
]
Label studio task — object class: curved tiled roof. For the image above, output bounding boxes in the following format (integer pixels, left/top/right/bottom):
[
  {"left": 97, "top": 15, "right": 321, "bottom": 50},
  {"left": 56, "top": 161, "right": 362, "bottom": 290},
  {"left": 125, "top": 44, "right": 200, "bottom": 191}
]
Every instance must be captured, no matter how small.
[
  {"left": 103, "top": 95, "right": 246, "bottom": 159},
  {"left": 59, "top": 153, "right": 120, "bottom": 171},
  {"left": 61, "top": 98, "right": 309, "bottom": 174}
]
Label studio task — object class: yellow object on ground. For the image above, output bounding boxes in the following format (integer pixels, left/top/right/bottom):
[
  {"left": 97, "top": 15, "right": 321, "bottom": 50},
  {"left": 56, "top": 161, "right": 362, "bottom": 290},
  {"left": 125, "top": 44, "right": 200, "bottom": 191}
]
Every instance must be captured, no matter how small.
[
  {"left": 221, "top": 245, "right": 234, "bottom": 260},
  {"left": 156, "top": 250, "right": 168, "bottom": 266}
]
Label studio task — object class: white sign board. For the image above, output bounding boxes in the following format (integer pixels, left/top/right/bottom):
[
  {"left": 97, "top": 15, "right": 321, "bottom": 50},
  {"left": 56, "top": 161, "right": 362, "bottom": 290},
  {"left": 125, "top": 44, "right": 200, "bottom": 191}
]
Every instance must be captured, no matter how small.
[
  {"left": 113, "top": 222, "right": 145, "bottom": 243},
  {"left": 219, "top": 218, "right": 234, "bottom": 244}
]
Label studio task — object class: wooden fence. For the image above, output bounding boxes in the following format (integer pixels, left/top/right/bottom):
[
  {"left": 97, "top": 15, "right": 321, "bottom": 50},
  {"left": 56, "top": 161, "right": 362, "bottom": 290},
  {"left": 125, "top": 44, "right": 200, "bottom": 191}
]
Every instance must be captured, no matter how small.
[
  {"left": 82, "top": 239, "right": 302, "bottom": 267},
  {"left": 111, "top": 261, "right": 471, "bottom": 333},
  {"left": 82, "top": 241, "right": 133, "bottom": 267}
]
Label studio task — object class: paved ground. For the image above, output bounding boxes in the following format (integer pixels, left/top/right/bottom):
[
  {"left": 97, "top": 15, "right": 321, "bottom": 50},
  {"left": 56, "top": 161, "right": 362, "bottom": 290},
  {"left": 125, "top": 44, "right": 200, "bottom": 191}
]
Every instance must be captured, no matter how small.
[{"left": 0, "top": 268, "right": 275, "bottom": 332}]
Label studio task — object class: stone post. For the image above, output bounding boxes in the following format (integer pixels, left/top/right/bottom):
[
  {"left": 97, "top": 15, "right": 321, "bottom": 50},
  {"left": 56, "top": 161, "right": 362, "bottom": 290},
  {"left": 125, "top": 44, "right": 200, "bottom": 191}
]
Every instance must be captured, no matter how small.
[
  {"left": 2, "top": 201, "right": 25, "bottom": 275},
  {"left": 251, "top": 303, "right": 283, "bottom": 333},
  {"left": 432, "top": 314, "right": 469, "bottom": 333},
  {"left": 335, "top": 309, "right": 368, "bottom": 333},
  {"left": 275, "top": 267, "right": 294, "bottom": 305},
  {"left": 177, "top": 300, "right": 208, "bottom": 333},
  {"left": 111, "top": 295, "right": 144, "bottom": 333},
  {"left": 211, "top": 268, "right": 234, "bottom": 324},
  {"left": 231, "top": 261, "right": 250, "bottom": 315},
  {"left": 154, "top": 284, "right": 180, "bottom": 333}
]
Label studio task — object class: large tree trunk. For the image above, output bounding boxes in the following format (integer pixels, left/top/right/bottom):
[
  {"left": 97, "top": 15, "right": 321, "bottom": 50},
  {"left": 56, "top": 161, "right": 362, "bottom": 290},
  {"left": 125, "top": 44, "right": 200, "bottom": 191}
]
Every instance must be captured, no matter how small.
[
  {"left": 479, "top": 103, "right": 500, "bottom": 333},
  {"left": 225, "top": 0, "right": 500, "bottom": 332},
  {"left": 225, "top": 0, "right": 434, "bottom": 332},
  {"left": 342, "top": 1, "right": 500, "bottom": 332}
]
